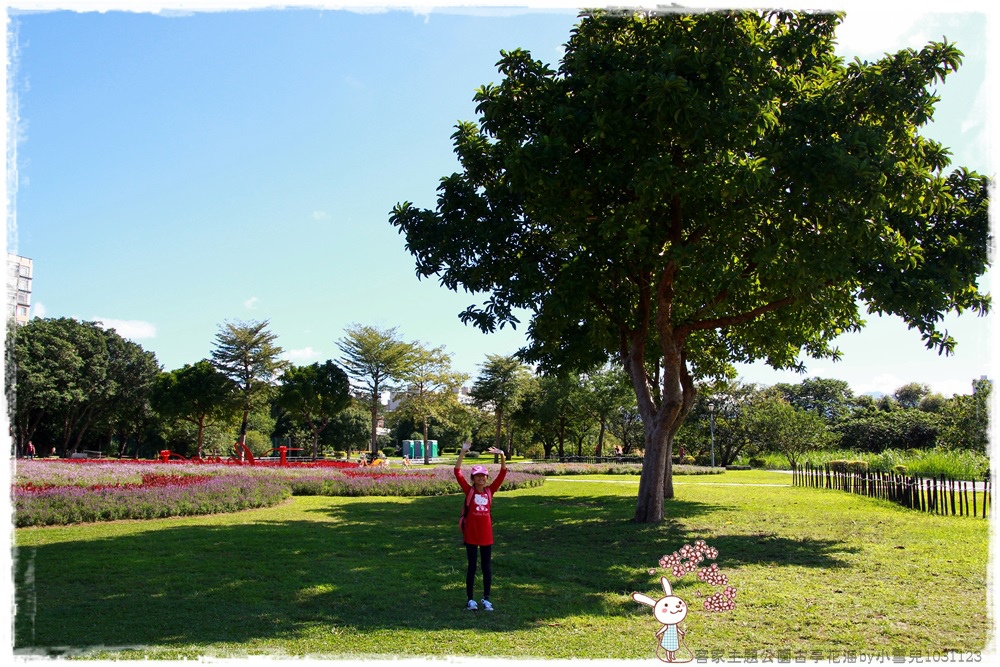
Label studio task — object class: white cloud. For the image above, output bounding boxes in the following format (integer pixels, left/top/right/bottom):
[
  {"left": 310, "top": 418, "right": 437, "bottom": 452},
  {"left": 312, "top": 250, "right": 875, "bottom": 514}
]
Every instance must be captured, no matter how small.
[
  {"left": 312, "top": 210, "right": 332, "bottom": 222},
  {"left": 852, "top": 373, "right": 905, "bottom": 397},
  {"left": 853, "top": 372, "right": 984, "bottom": 398},
  {"left": 280, "top": 347, "right": 321, "bottom": 364},
  {"left": 835, "top": 8, "right": 925, "bottom": 57},
  {"left": 32, "top": 302, "right": 46, "bottom": 318},
  {"left": 244, "top": 296, "right": 260, "bottom": 309},
  {"left": 94, "top": 317, "right": 157, "bottom": 340}
]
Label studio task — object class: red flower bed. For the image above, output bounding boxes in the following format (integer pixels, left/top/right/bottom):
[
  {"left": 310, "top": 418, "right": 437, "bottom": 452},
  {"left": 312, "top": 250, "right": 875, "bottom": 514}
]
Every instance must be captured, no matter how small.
[
  {"left": 54, "top": 458, "right": 360, "bottom": 469},
  {"left": 15, "top": 473, "right": 212, "bottom": 495}
]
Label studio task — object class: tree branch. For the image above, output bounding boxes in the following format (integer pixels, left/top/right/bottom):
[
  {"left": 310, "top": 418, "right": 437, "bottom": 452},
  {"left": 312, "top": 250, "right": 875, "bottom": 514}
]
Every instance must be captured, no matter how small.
[{"left": 677, "top": 293, "right": 798, "bottom": 337}]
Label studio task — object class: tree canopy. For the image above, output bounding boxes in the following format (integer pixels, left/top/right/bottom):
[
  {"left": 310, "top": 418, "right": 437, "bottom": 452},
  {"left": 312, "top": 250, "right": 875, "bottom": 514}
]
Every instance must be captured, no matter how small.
[
  {"left": 394, "top": 343, "right": 468, "bottom": 463},
  {"left": 152, "top": 360, "right": 239, "bottom": 458},
  {"left": 470, "top": 354, "right": 532, "bottom": 453},
  {"left": 747, "top": 394, "right": 837, "bottom": 468},
  {"left": 335, "top": 324, "right": 417, "bottom": 454},
  {"left": 11, "top": 317, "right": 160, "bottom": 456},
  {"left": 211, "top": 319, "right": 286, "bottom": 447},
  {"left": 276, "top": 360, "right": 352, "bottom": 460},
  {"left": 390, "top": 10, "right": 990, "bottom": 522}
]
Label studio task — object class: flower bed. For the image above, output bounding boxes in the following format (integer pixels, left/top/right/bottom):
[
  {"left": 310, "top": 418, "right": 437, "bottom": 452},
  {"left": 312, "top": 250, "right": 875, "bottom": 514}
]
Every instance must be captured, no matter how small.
[
  {"left": 279, "top": 465, "right": 544, "bottom": 497},
  {"left": 12, "top": 460, "right": 545, "bottom": 527},
  {"left": 14, "top": 472, "right": 290, "bottom": 528}
]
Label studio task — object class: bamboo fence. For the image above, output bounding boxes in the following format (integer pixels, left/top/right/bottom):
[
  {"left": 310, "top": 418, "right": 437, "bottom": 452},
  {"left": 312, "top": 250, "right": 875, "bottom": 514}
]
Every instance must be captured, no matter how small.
[{"left": 792, "top": 464, "right": 990, "bottom": 518}]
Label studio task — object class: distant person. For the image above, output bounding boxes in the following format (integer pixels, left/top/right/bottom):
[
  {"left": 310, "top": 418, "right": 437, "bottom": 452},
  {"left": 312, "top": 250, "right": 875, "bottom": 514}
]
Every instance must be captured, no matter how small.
[
  {"left": 26, "top": 442, "right": 35, "bottom": 459},
  {"left": 454, "top": 442, "right": 507, "bottom": 611}
]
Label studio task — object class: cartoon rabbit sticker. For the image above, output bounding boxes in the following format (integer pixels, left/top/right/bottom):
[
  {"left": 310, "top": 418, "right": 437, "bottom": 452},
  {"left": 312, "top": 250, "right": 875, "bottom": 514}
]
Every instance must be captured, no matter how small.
[{"left": 633, "top": 577, "right": 690, "bottom": 663}]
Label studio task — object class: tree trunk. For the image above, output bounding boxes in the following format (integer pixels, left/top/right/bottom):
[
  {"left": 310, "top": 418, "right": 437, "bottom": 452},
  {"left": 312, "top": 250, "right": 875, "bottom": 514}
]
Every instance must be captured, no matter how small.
[
  {"left": 626, "top": 328, "right": 694, "bottom": 522},
  {"left": 72, "top": 409, "right": 95, "bottom": 455},
  {"left": 61, "top": 414, "right": 74, "bottom": 453},
  {"left": 422, "top": 417, "right": 431, "bottom": 465},
  {"left": 596, "top": 421, "right": 606, "bottom": 457},
  {"left": 634, "top": 421, "right": 670, "bottom": 522},
  {"left": 494, "top": 407, "right": 504, "bottom": 451},
  {"left": 370, "top": 396, "right": 379, "bottom": 455},
  {"left": 238, "top": 409, "right": 249, "bottom": 446},
  {"left": 196, "top": 416, "right": 206, "bottom": 458},
  {"left": 557, "top": 421, "right": 565, "bottom": 458}
]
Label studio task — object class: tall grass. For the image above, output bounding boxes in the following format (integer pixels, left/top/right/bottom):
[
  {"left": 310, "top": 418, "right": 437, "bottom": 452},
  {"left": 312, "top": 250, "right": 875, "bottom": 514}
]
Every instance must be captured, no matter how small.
[{"left": 745, "top": 448, "right": 989, "bottom": 479}]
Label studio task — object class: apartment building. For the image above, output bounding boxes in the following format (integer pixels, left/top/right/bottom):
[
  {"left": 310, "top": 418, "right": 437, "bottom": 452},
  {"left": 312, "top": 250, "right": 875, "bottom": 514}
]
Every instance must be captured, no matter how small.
[{"left": 6, "top": 253, "right": 33, "bottom": 326}]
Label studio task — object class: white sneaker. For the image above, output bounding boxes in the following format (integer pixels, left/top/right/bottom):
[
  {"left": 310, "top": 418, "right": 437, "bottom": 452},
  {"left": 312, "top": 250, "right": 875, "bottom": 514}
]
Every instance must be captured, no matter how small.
[
  {"left": 465, "top": 599, "right": 478, "bottom": 611},
  {"left": 481, "top": 599, "right": 494, "bottom": 612}
]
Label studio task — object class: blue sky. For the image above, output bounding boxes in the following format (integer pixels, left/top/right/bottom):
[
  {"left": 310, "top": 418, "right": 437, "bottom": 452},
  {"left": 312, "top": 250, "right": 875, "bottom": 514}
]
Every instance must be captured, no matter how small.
[{"left": 5, "top": 1, "right": 995, "bottom": 398}]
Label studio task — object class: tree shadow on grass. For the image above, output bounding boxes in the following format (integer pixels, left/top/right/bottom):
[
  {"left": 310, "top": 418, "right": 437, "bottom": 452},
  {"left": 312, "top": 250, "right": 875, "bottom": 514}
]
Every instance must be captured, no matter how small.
[{"left": 13, "top": 488, "right": 857, "bottom": 654}]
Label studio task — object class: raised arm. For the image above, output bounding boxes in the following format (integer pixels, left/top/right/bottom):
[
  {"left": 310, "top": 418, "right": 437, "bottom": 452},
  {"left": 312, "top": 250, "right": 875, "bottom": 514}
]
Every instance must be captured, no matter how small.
[
  {"left": 486, "top": 446, "right": 507, "bottom": 492},
  {"left": 455, "top": 441, "right": 471, "bottom": 470},
  {"left": 487, "top": 446, "right": 507, "bottom": 471}
]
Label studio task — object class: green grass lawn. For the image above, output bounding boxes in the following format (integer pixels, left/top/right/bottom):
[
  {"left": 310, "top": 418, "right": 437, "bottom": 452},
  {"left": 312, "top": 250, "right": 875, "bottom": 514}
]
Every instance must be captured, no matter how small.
[{"left": 12, "top": 470, "right": 990, "bottom": 660}]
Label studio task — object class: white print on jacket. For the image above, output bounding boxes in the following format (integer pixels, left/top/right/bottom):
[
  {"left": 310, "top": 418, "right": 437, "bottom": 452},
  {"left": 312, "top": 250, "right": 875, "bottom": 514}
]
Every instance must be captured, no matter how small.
[{"left": 473, "top": 494, "right": 489, "bottom": 512}]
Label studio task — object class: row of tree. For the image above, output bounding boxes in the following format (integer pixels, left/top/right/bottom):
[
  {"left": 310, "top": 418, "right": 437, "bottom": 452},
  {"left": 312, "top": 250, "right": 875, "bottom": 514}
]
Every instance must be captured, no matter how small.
[
  {"left": 7, "top": 317, "right": 989, "bottom": 476},
  {"left": 677, "top": 377, "right": 992, "bottom": 469},
  {"left": 8, "top": 318, "right": 448, "bottom": 461}
]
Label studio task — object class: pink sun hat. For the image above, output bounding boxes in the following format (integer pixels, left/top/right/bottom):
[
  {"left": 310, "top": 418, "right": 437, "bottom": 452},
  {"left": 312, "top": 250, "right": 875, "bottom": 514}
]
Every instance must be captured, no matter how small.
[{"left": 470, "top": 465, "right": 489, "bottom": 477}]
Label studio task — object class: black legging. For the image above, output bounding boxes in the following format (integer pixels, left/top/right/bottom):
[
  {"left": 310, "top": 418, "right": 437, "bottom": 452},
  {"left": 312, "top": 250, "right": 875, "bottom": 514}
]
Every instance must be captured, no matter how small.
[{"left": 465, "top": 543, "right": 493, "bottom": 601}]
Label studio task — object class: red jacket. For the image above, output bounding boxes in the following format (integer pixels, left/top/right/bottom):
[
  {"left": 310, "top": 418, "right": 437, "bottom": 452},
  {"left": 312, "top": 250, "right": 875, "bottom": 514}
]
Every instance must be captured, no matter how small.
[{"left": 455, "top": 467, "right": 506, "bottom": 546}]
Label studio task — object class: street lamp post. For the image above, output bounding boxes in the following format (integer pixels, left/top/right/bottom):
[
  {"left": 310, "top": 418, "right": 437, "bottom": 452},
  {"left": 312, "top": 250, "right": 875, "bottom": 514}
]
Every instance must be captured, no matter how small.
[{"left": 708, "top": 402, "right": 716, "bottom": 469}]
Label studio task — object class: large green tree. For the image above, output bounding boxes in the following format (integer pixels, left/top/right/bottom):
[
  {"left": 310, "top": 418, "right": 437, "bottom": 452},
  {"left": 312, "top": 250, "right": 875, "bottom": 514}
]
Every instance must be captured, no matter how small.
[
  {"left": 326, "top": 402, "right": 378, "bottom": 455},
  {"left": 748, "top": 394, "right": 837, "bottom": 468},
  {"left": 99, "top": 332, "right": 162, "bottom": 457},
  {"left": 532, "top": 371, "right": 588, "bottom": 459},
  {"left": 772, "top": 377, "right": 858, "bottom": 424},
  {"left": 938, "top": 377, "right": 991, "bottom": 453},
  {"left": 153, "top": 360, "right": 239, "bottom": 458},
  {"left": 686, "top": 380, "right": 766, "bottom": 467},
  {"left": 470, "top": 354, "right": 532, "bottom": 454},
  {"left": 276, "top": 360, "right": 352, "bottom": 460},
  {"left": 10, "top": 317, "right": 85, "bottom": 454},
  {"left": 390, "top": 10, "right": 990, "bottom": 522},
  {"left": 10, "top": 317, "right": 160, "bottom": 456},
  {"left": 394, "top": 343, "right": 468, "bottom": 464},
  {"left": 210, "top": 319, "right": 285, "bottom": 449},
  {"left": 833, "top": 409, "right": 941, "bottom": 452},
  {"left": 581, "top": 364, "right": 636, "bottom": 457},
  {"left": 336, "top": 324, "right": 416, "bottom": 455},
  {"left": 893, "top": 382, "right": 932, "bottom": 410}
]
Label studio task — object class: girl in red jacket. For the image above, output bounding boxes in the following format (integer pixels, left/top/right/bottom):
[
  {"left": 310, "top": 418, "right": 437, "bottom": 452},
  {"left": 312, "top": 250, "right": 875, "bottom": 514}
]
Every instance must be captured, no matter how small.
[{"left": 455, "top": 442, "right": 507, "bottom": 611}]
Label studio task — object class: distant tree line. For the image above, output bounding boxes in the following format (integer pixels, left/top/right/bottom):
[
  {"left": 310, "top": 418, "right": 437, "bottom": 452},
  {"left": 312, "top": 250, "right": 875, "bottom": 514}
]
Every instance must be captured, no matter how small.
[
  {"left": 676, "top": 377, "right": 991, "bottom": 469},
  {"left": 6, "top": 317, "right": 990, "bottom": 467}
]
